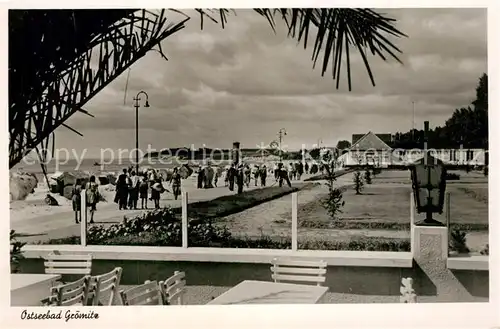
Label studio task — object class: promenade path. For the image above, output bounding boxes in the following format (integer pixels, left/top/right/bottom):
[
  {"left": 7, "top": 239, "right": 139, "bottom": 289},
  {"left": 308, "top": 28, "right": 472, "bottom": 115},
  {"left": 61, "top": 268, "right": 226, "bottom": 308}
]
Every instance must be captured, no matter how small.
[{"left": 12, "top": 173, "right": 315, "bottom": 243}]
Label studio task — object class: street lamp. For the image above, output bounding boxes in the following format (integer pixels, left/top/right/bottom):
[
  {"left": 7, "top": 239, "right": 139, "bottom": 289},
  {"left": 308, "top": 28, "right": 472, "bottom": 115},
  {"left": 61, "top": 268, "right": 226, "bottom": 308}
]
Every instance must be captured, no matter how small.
[
  {"left": 278, "top": 128, "right": 287, "bottom": 162},
  {"left": 409, "top": 152, "right": 447, "bottom": 226},
  {"left": 133, "top": 91, "right": 150, "bottom": 174}
]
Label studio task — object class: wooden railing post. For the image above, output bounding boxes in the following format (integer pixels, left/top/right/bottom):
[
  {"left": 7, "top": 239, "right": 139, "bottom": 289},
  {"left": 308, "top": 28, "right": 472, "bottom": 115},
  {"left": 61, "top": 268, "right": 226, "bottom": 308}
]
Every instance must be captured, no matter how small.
[
  {"left": 292, "top": 192, "right": 298, "bottom": 251},
  {"left": 182, "top": 192, "right": 188, "bottom": 248},
  {"left": 410, "top": 192, "right": 415, "bottom": 254},
  {"left": 446, "top": 192, "right": 451, "bottom": 255},
  {"left": 80, "top": 189, "right": 87, "bottom": 247}
]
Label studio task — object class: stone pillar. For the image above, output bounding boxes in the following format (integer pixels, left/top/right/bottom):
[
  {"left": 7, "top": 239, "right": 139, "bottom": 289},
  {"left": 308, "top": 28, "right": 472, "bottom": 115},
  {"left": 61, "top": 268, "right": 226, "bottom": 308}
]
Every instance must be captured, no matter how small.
[
  {"left": 232, "top": 142, "right": 241, "bottom": 166},
  {"left": 411, "top": 193, "right": 474, "bottom": 302}
]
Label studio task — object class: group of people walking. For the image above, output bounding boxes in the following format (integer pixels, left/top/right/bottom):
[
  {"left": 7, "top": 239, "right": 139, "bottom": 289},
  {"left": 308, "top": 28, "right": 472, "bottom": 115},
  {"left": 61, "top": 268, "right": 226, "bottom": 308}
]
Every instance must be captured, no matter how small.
[
  {"left": 71, "top": 175, "right": 100, "bottom": 224},
  {"left": 70, "top": 160, "right": 315, "bottom": 225},
  {"left": 114, "top": 167, "right": 184, "bottom": 210}
]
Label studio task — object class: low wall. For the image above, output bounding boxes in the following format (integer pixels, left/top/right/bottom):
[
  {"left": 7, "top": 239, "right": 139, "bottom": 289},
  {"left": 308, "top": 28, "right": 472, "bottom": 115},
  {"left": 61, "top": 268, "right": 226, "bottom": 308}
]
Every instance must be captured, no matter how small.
[{"left": 18, "top": 246, "right": 488, "bottom": 301}]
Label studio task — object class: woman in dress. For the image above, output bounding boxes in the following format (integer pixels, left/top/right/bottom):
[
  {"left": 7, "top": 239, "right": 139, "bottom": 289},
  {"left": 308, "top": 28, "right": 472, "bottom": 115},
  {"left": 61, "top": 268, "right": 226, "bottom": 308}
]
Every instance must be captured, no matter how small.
[{"left": 151, "top": 177, "right": 164, "bottom": 209}]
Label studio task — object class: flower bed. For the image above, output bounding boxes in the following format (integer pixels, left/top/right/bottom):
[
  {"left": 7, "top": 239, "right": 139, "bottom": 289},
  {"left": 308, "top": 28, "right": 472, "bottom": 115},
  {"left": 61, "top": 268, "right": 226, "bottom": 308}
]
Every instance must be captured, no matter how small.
[{"left": 42, "top": 230, "right": 411, "bottom": 252}]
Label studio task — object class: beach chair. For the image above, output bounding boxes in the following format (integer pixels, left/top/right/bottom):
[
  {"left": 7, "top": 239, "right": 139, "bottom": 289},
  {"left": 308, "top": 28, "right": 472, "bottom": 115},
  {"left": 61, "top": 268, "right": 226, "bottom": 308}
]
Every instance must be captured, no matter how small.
[
  {"left": 120, "top": 280, "right": 163, "bottom": 306},
  {"left": 43, "top": 275, "right": 91, "bottom": 306},
  {"left": 88, "top": 267, "right": 123, "bottom": 306},
  {"left": 270, "top": 258, "right": 327, "bottom": 286},
  {"left": 159, "top": 271, "right": 186, "bottom": 305}
]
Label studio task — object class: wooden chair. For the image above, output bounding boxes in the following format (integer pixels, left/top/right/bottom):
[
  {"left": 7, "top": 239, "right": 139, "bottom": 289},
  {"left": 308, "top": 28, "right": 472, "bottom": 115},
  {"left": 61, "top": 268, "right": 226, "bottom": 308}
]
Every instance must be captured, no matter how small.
[
  {"left": 120, "top": 280, "right": 163, "bottom": 306},
  {"left": 159, "top": 271, "right": 186, "bottom": 305},
  {"left": 43, "top": 275, "right": 91, "bottom": 306},
  {"left": 270, "top": 258, "right": 327, "bottom": 286},
  {"left": 44, "top": 252, "right": 92, "bottom": 278},
  {"left": 88, "top": 267, "right": 123, "bottom": 306}
]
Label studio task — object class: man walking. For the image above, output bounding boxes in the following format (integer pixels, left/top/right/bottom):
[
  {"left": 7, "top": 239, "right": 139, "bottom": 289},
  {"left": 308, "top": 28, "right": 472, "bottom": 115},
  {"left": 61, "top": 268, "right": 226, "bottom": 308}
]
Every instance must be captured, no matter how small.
[
  {"left": 260, "top": 165, "right": 267, "bottom": 187},
  {"left": 236, "top": 164, "right": 244, "bottom": 194},
  {"left": 228, "top": 163, "right": 237, "bottom": 191}
]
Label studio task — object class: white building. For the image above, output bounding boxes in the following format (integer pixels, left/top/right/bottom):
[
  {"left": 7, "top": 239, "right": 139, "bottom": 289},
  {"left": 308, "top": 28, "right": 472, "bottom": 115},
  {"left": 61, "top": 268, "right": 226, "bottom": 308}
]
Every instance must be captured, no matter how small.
[{"left": 337, "top": 131, "right": 487, "bottom": 167}]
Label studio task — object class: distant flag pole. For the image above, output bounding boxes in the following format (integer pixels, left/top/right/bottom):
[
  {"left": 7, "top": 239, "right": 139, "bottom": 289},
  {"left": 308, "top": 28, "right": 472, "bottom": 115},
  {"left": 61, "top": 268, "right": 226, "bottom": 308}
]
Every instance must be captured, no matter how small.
[{"left": 123, "top": 68, "right": 132, "bottom": 105}]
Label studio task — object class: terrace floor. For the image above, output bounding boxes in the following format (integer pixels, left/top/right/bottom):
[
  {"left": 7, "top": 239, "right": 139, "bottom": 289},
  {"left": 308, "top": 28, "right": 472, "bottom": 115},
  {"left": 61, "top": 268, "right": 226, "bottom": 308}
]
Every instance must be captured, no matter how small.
[{"left": 119, "top": 284, "right": 488, "bottom": 304}]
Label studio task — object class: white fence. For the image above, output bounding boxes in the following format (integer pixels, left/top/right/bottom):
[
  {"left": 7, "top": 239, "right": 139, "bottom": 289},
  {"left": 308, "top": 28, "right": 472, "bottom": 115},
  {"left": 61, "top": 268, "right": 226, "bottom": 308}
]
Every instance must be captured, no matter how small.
[
  {"left": 79, "top": 191, "right": 451, "bottom": 250},
  {"left": 79, "top": 190, "right": 301, "bottom": 248},
  {"left": 340, "top": 148, "right": 487, "bottom": 167}
]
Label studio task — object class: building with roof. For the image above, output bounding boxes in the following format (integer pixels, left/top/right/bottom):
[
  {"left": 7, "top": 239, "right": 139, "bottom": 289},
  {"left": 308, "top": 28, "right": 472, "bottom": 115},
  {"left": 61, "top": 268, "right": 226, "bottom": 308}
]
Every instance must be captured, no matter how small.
[{"left": 337, "top": 132, "right": 397, "bottom": 167}]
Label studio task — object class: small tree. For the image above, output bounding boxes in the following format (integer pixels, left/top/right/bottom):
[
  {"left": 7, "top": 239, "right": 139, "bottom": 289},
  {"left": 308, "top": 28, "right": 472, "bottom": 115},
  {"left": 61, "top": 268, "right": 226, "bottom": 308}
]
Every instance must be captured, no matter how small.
[
  {"left": 449, "top": 228, "right": 470, "bottom": 254},
  {"left": 320, "top": 158, "right": 345, "bottom": 220},
  {"left": 353, "top": 171, "right": 364, "bottom": 195},
  {"left": 364, "top": 168, "right": 372, "bottom": 184},
  {"left": 322, "top": 177, "right": 345, "bottom": 220}
]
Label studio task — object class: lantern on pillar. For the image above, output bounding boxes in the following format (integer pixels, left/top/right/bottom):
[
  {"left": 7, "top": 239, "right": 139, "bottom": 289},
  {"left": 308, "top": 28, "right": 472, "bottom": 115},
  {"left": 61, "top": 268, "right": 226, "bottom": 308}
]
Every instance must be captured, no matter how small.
[{"left": 409, "top": 152, "right": 447, "bottom": 226}]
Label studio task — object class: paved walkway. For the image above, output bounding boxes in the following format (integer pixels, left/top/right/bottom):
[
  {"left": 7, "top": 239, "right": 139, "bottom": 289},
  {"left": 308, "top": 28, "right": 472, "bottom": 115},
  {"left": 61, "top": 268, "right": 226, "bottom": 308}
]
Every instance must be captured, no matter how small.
[
  {"left": 13, "top": 174, "right": 316, "bottom": 243},
  {"left": 219, "top": 172, "right": 355, "bottom": 237}
]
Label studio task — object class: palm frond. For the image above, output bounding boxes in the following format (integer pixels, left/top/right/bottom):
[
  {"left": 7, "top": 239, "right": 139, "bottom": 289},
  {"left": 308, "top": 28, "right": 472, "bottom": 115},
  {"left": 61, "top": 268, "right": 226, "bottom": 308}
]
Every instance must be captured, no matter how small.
[{"left": 188, "top": 8, "right": 407, "bottom": 91}]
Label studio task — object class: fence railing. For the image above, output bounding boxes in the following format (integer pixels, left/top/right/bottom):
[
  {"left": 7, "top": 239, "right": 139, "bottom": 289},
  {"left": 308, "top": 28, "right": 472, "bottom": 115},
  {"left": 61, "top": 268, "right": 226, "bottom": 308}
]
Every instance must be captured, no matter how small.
[
  {"left": 78, "top": 189, "right": 303, "bottom": 249},
  {"left": 78, "top": 190, "right": 451, "bottom": 250}
]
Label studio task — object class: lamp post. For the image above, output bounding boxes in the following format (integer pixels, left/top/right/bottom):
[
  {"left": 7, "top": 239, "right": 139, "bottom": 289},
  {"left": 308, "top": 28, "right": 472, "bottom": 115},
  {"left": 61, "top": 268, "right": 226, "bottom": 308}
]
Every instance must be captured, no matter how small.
[
  {"left": 410, "top": 121, "right": 447, "bottom": 226},
  {"left": 133, "top": 91, "right": 150, "bottom": 174},
  {"left": 278, "top": 128, "right": 287, "bottom": 162}
]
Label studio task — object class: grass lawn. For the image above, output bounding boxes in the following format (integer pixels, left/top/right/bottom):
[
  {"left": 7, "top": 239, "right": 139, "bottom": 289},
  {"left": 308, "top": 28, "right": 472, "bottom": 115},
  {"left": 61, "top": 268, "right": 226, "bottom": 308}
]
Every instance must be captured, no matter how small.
[
  {"left": 181, "top": 182, "right": 317, "bottom": 220},
  {"left": 298, "top": 181, "right": 488, "bottom": 231}
]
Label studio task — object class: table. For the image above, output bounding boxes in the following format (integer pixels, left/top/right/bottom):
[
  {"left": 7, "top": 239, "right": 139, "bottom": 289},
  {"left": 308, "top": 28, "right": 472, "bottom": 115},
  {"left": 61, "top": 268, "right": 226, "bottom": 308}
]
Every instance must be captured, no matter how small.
[
  {"left": 208, "top": 280, "right": 328, "bottom": 305},
  {"left": 11, "top": 274, "right": 61, "bottom": 306}
]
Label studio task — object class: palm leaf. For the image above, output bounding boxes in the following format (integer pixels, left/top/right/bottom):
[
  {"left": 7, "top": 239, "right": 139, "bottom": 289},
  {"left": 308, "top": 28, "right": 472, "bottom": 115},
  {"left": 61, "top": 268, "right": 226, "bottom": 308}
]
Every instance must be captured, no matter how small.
[{"left": 188, "top": 8, "right": 406, "bottom": 91}]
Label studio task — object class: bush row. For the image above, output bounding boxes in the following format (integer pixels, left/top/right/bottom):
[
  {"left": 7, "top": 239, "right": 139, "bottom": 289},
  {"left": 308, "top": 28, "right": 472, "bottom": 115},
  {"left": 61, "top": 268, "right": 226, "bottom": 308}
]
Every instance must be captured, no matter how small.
[
  {"left": 42, "top": 231, "right": 411, "bottom": 252},
  {"left": 299, "top": 219, "right": 488, "bottom": 231}
]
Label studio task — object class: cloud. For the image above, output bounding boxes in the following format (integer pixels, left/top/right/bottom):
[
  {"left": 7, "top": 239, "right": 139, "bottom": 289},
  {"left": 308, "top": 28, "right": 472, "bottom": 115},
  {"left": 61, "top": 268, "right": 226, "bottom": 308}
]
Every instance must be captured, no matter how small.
[{"left": 57, "top": 8, "right": 486, "bottom": 155}]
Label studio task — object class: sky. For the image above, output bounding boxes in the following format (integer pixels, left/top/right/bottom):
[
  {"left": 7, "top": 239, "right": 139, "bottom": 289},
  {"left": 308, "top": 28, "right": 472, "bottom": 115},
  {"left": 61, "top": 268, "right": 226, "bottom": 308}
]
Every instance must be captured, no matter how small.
[{"left": 52, "top": 8, "right": 487, "bottom": 159}]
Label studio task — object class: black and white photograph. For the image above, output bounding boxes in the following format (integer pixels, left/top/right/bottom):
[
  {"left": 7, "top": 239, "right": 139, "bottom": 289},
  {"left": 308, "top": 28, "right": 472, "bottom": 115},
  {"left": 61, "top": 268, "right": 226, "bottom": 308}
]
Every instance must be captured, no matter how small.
[{"left": 4, "top": 2, "right": 496, "bottom": 328}]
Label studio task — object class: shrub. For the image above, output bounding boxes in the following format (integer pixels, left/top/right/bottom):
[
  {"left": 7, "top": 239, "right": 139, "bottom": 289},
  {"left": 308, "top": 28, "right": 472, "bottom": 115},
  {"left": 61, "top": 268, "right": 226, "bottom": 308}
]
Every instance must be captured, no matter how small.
[
  {"left": 446, "top": 173, "right": 460, "bottom": 180},
  {"left": 449, "top": 228, "right": 470, "bottom": 254},
  {"left": 372, "top": 167, "right": 382, "bottom": 176},
  {"left": 43, "top": 233, "right": 410, "bottom": 252},
  {"left": 321, "top": 169, "right": 345, "bottom": 220},
  {"left": 364, "top": 169, "right": 372, "bottom": 184},
  {"left": 10, "top": 230, "right": 26, "bottom": 273},
  {"left": 484, "top": 166, "right": 488, "bottom": 177},
  {"left": 353, "top": 171, "right": 364, "bottom": 194},
  {"left": 86, "top": 207, "right": 179, "bottom": 244}
]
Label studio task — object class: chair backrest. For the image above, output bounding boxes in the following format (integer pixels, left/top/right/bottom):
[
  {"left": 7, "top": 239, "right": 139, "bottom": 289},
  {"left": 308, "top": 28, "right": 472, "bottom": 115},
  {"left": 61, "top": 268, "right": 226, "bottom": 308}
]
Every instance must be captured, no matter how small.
[
  {"left": 89, "top": 267, "right": 123, "bottom": 306},
  {"left": 44, "top": 252, "right": 92, "bottom": 276},
  {"left": 46, "top": 275, "right": 91, "bottom": 306},
  {"left": 270, "top": 258, "right": 327, "bottom": 286},
  {"left": 159, "top": 271, "right": 186, "bottom": 305},
  {"left": 120, "top": 280, "right": 163, "bottom": 306}
]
